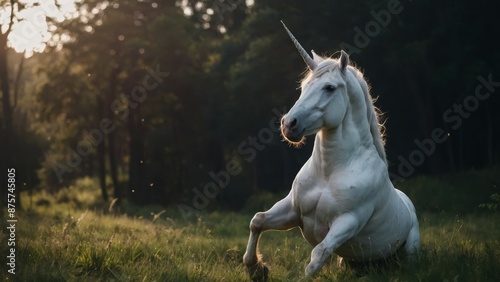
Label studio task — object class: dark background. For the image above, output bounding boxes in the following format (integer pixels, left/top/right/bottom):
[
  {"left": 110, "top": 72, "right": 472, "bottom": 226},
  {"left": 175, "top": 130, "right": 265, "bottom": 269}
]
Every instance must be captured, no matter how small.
[{"left": 1, "top": 0, "right": 499, "bottom": 210}]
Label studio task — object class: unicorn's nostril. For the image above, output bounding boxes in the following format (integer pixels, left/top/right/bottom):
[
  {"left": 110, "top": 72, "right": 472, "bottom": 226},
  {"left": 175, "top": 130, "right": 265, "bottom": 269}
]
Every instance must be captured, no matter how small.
[{"left": 290, "top": 118, "right": 298, "bottom": 129}]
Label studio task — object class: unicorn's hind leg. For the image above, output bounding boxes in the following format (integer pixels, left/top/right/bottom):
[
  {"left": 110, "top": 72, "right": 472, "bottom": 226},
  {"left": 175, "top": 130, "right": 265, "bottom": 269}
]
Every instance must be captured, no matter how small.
[
  {"left": 243, "top": 193, "right": 299, "bottom": 281},
  {"left": 396, "top": 189, "right": 420, "bottom": 260},
  {"left": 404, "top": 215, "right": 420, "bottom": 260}
]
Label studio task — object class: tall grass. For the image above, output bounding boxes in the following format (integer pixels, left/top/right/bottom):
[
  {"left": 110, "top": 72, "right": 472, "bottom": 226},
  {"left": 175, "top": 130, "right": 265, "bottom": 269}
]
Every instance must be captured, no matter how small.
[{"left": 1, "top": 170, "right": 499, "bottom": 281}]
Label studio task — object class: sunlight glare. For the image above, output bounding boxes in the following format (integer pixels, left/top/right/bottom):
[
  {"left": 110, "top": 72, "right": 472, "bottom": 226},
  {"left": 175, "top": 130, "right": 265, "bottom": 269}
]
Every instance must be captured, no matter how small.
[
  {"left": 2, "top": 0, "right": 81, "bottom": 57},
  {"left": 183, "top": 6, "right": 193, "bottom": 17}
]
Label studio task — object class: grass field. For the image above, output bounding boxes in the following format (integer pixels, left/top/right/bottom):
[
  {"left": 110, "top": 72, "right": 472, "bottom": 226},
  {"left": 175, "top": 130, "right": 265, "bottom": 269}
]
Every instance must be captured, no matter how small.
[{"left": 1, "top": 169, "right": 500, "bottom": 281}]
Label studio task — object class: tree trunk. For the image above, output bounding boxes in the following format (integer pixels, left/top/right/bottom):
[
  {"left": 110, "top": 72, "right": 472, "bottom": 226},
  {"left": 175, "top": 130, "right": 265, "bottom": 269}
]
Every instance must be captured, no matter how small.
[
  {"left": 128, "top": 105, "right": 145, "bottom": 204},
  {"left": 0, "top": 33, "right": 16, "bottom": 209},
  {"left": 97, "top": 141, "right": 108, "bottom": 202},
  {"left": 486, "top": 105, "right": 493, "bottom": 166},
  {"left": 458, "top": 129, "right": 464, "bottom": 170},
  {"left": 403, "top": 66, "right": 443, "bottom": 173},
  {"left": 108, "top": 132, "right": 120, "bottom": 199},
  {"left": 209, "top": 137, "right": 224, "bottom": 202},
  {"left": 106, "top": 66, "right": 120, "bottom": 200},
  {"left": 97, "top": 97, "right": 108, "bottom": 202},
  {"left": 444, "top": 125, "right": 455, "bottom": 172}
]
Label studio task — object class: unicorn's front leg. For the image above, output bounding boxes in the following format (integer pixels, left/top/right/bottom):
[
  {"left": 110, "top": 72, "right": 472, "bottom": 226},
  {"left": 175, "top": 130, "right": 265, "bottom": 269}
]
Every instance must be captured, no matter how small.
[
  {"left": 305, "top": 213, "right": 360, "bottom": 278},
  {"left": 243, "top": 194, "right": 299, "bottom": 282}
]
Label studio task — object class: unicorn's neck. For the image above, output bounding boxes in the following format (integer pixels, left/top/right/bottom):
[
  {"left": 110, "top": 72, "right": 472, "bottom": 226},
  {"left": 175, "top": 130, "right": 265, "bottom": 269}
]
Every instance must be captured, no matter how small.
[{"left": 311, "top": 112, "right": 374, "bottom": 178}]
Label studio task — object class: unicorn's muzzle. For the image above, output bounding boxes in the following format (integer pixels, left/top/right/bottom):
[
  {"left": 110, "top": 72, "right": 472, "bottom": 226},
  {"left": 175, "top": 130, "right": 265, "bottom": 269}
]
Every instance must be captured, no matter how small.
[{"left": 281, "top": 115, "right": 305, "bottom": 143}]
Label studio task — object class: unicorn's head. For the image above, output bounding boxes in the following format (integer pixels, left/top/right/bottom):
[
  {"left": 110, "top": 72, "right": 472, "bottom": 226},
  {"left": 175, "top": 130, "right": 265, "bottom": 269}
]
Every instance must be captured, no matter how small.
[
  {"left": 280, "top": 22, "right": 353, "bottom": 145},
  {"left": 281, "top": 53, "right": 351, "bottom": 146},
  {"left": 280, "top": 22, "right": 387, "bottom": 165}
]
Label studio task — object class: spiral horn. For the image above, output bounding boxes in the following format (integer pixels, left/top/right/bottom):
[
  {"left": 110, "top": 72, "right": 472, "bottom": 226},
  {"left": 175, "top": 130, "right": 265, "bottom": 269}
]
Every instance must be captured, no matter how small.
[{"left": 281, "top": 21, "right": 317, "bottom": 70}]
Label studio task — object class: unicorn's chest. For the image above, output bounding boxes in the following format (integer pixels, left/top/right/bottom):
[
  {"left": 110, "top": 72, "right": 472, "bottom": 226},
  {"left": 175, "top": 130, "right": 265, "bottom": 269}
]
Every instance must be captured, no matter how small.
[
  {"left": 293, "top": 168, "right": 367, "bottom": 214},
  {"left": 294, "top": 181, "right": 352, "bottom": 216},
  {"left": 293, "top": 173, "right": 368, "bottom": 245}
]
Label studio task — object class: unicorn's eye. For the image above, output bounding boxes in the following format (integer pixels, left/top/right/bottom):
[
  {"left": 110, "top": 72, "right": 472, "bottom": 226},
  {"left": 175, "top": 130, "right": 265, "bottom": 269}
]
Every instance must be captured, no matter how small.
[{"left": 323, "top": 84, "right": 336, "bottom": 92}]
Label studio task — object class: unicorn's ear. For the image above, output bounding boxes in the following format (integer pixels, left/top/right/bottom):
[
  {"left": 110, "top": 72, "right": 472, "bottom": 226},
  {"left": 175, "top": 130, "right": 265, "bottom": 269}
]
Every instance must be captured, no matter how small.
[
  {"left": 311, "top": 50, "right": 324, "bottom": 63},
  {"left": 339, "top": 50, "right": 349, "bottom": 71}
]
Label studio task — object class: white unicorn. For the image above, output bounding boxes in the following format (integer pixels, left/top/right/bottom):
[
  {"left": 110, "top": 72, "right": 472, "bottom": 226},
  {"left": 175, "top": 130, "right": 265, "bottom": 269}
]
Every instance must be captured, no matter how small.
[{"left": 243, "top": 22, "right": 420, "bottom": 281}]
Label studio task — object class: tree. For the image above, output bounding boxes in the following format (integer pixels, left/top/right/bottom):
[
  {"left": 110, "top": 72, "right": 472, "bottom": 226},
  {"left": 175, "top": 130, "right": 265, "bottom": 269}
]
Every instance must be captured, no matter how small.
[
  {"left": 0, "top": 0, "right": 84, "bottom": 210},
  {"left": 34, "top": 0, "right": 225, "bottom": 205},
  {"left": 0, "top": 0, "right": 17, "bottom": 212}
]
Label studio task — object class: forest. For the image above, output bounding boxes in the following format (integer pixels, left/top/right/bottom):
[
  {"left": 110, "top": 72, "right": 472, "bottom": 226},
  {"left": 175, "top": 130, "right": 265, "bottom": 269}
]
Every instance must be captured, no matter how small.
[{"left": 1, "top": 0, "right": 499, "bottom": 215}]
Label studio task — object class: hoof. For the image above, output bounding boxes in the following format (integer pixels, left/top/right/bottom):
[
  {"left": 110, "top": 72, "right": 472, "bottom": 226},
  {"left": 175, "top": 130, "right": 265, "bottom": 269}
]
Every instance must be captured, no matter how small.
[{"left": 247, "top": 262, "right": 269, "bottom": 282}]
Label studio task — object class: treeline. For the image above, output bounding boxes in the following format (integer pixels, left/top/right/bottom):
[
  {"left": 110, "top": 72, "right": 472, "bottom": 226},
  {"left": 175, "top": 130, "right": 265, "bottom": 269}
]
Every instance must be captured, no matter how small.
[{"left": 1, "top": 0, "right": 499, "bottom": 210}]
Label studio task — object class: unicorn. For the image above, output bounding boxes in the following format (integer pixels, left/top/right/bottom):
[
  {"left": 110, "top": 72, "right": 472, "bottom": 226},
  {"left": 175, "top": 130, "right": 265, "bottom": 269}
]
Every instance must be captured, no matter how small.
[{"left": 243, "top": 22, "right": 420, "bottom": 280}]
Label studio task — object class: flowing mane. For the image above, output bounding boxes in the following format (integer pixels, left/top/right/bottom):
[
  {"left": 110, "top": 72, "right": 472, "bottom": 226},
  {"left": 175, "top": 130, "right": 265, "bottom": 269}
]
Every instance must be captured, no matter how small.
[
  {"left": 300, "top": 59, "right": 388, "bottom": 166},
  {"left": 350, "top": 65, "right": 388, "bottom": 166}
]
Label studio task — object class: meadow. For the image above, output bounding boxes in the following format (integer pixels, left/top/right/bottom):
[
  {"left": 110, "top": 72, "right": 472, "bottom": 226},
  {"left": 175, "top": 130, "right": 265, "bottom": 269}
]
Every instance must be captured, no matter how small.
[{"left": 1, "top": 168, "right": 500, "bottom": 282}]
